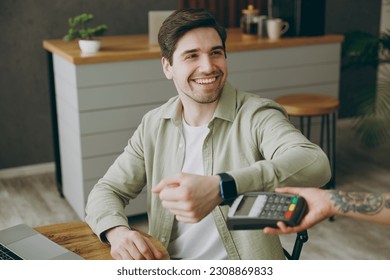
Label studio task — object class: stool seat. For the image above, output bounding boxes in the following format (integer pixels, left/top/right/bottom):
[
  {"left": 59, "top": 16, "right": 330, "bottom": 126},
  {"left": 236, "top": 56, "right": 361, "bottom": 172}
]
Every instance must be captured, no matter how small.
[{"left": 275, "top": 94, "right": 339, "bottom": 116}]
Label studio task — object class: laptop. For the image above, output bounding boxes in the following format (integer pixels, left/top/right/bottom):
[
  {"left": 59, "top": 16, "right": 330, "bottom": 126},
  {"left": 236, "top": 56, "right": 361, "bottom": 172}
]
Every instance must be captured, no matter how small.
[{"left": 0, "top": 223, "right": 83, "bottom": 260}]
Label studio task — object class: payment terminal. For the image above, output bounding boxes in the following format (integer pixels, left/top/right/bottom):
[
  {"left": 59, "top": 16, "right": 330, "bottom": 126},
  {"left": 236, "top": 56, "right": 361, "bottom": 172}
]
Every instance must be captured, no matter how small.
[
  {"left": 226, "top": 192, "right": 308, "bottom": 260},
  {"left": 227, "top": 192, "right": 307, "bottom": 230}
]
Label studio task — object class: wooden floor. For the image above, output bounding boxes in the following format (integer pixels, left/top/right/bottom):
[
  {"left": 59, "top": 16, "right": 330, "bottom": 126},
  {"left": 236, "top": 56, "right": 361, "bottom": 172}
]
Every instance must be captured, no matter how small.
[
  {"left": 0, "top": 173, "right": 80, "bottom": 228},
  {"left": 0, "top": 119, "right": 389, "bottom": 259}
]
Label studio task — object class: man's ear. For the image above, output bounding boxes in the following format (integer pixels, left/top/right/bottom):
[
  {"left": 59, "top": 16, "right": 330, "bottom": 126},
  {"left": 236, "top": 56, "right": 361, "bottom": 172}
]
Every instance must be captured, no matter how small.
[{"left": 161, "top": 57, "right": 173, "bottom": 80}]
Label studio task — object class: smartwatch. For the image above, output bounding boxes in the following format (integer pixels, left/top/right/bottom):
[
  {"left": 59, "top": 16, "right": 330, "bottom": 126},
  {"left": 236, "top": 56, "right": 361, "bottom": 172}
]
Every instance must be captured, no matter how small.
[{"left": 218, "top": 172, "right": 238, "bottom": 206}]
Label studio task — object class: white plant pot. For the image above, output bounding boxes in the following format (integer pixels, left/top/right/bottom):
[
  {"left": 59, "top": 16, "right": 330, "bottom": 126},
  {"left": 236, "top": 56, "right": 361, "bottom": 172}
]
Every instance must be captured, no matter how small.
[{"left": 78, "top": 39, "right": 101, "bottom": 53}]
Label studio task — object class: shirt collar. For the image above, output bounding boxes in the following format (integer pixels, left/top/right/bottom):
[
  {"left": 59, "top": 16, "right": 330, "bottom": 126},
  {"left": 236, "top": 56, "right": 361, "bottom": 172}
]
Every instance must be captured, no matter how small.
[
  {"left": 160, "top": 81, "right": 237, "bottom": 125},
  {"left": 213, "top": 81, "right": 236, "bottom": 123}
]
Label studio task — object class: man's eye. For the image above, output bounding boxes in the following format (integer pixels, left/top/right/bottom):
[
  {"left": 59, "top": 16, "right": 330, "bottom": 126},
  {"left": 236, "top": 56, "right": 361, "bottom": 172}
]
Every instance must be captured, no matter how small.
[
  {"left": 211, "top": 50, "right": 224, "bottom": 56},
  {"left": 185, "top": 53, "right": 197, "bottom": 60}
]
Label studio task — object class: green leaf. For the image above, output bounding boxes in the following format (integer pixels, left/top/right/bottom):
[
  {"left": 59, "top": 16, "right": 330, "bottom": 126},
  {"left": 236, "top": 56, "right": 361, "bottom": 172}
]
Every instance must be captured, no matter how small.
[
  {"left": 353, "top": 72, "right": 390, "bottom": 148},
  {"left": 63, "top": 13, "right": 107, "bottom": 41}
]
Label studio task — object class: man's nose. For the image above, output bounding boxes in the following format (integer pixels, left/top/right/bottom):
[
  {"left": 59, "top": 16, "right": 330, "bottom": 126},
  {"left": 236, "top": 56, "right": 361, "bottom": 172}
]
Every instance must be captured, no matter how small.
[{"left": 198, "top": 55, "right": 214, "bottom": 73}]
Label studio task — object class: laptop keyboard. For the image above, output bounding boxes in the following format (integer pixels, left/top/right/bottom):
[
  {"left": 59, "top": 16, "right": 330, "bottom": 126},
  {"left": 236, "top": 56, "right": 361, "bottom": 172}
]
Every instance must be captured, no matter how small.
[{"left": 0, "top": 243, "right": 23, "bottom": 260}]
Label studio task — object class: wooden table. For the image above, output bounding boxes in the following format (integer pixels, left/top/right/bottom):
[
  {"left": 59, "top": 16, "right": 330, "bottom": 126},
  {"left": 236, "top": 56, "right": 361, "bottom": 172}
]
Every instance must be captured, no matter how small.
[{"left": 35, "top": 222, "right": 169, "bottom": 260}]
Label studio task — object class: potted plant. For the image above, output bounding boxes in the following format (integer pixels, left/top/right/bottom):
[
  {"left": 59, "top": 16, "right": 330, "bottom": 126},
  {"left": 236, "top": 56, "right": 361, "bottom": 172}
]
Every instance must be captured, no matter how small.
[
  {"left": 341, "top": 30, "right": 390, "bottom": 147},
  {"left": 63, "top": 13, "right": 108, "bottom": 53}
]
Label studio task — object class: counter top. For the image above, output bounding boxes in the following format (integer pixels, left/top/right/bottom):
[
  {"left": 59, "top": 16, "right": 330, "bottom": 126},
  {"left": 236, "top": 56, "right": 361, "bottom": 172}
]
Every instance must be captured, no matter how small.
[{"left": 43, "top": 28, "right": 343, "bottom": 65}]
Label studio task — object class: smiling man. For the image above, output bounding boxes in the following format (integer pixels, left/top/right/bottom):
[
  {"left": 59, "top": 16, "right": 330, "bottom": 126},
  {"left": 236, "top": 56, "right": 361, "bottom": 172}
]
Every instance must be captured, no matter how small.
[{"left": 85, "top": 9, "right": 331, "bottom": 260}]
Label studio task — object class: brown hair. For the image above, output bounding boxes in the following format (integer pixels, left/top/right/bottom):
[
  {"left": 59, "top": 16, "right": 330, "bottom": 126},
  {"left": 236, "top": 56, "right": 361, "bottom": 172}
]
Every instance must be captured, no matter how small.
[{"left": 158, "top": 8, "right": 227, "bottom": 65}]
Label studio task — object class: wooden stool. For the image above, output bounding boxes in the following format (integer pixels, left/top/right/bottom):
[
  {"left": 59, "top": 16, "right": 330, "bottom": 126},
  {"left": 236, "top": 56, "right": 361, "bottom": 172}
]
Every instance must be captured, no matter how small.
[{"left": 275, "top": 94, "right": 339, "bottom": 190}]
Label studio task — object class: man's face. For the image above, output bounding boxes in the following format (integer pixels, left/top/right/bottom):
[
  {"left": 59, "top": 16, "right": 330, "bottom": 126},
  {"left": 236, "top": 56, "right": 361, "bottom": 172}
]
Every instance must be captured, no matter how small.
[{"left": 162, "top": 27, "right": 228, "bottom": 104}]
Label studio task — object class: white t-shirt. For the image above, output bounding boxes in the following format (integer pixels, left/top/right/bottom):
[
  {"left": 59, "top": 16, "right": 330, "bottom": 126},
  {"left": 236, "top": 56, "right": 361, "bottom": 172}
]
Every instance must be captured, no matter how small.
[{"left": 167, "top": 120, "right": 228, "bottom": 259}]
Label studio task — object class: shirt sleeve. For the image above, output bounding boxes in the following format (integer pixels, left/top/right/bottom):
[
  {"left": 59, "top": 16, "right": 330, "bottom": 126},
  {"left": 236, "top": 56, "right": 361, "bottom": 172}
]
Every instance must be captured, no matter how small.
[
  {"left": 229, "top": 105, "right": 332, "bottom": 194},
  {"left": 85, "top": 119, "right": 147, "bottom": 241}
]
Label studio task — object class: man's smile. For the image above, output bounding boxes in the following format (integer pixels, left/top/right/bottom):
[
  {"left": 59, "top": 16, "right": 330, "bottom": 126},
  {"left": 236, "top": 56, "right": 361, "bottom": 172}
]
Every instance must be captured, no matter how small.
[{"left": 193, "top": 77, "right": 217, "bottom": 84}]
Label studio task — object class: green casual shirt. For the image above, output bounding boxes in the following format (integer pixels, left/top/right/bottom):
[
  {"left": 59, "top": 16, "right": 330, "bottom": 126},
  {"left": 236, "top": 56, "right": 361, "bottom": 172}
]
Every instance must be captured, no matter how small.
[{"left": 85, "top": 82, "right": 331, "bottom": 259}]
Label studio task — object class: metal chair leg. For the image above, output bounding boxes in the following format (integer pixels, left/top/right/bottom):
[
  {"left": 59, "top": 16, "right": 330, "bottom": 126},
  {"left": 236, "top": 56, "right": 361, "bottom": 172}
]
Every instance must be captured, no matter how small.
[{"left": 307, "top": 116, "right": 311, "bottom": 139}]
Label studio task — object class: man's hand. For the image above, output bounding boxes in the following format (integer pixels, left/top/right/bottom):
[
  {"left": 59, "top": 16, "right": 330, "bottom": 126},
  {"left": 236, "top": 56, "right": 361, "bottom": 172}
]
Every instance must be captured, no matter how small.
[
  {"left": 105, "top": 226, "right": 163, "bottom": 260},
  {"left": 153, "top": 173, "right": 223, "bottom": 223}
]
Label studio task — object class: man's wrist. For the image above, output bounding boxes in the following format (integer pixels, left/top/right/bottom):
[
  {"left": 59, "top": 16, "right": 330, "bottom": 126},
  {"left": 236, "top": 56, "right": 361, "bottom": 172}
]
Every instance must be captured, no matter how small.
[
  {"left": 217, "top": 172, "right": 238, "bottom": 206},
  {"left": 104, "top": 225, "right": 131, "bottom": 244}
]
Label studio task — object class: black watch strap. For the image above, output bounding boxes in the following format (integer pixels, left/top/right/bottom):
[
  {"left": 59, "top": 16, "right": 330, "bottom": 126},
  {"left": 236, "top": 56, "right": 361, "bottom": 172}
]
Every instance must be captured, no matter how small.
[{"left": 218, "top": 172, "right": 238, "bottom": 206}]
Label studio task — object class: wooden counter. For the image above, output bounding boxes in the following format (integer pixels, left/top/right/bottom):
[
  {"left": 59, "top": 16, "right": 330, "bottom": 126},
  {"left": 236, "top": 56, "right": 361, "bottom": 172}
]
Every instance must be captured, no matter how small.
[
  {"left": 35, "top": 222, "right": 169, "bottom": 260},
  {"left": 43, "top": 28, "right": 343, "bottom": 64},
  {"left": 43, "top": 30, "right": 343, "bottom": 219}
]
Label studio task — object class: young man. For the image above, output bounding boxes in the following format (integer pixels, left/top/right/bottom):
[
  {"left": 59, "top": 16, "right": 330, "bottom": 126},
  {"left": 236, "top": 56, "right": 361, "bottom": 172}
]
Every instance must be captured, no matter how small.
[
  {"left": 263, "top": 187, "right": 390, "bottom": 235},
  {"left": 85, "top": 9, "right": 331, "bottom": 260}
]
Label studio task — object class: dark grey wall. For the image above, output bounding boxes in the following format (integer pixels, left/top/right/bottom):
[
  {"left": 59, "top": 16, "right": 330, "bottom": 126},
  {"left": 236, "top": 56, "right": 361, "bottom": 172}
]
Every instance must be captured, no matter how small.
[
  {"left": 326, "top": 0, "right": 381, "bottom": 35},
  {"left": 0, "top": 0, "right": 382, "bottom": 169},
  {"left": 0, "top": 0, "right": 178, "bottom": 169},
  {"left": 326, "top": 0, "right": 382, "bottom": 118}
]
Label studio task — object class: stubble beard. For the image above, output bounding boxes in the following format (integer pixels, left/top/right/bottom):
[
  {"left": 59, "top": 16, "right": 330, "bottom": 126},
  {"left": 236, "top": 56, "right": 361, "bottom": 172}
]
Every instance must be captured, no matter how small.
[
  {"left": 184, "top": 76, "right": 225, "bottom": 104},
  {"left": 183, "top": 88, "right": 222, "bottom": 104}
]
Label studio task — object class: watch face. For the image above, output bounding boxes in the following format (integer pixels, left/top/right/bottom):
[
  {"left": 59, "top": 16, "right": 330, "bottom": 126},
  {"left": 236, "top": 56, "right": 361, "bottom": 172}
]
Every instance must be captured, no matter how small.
[{"left": 219, "top": 173, "right": 237, "bottom": 203}]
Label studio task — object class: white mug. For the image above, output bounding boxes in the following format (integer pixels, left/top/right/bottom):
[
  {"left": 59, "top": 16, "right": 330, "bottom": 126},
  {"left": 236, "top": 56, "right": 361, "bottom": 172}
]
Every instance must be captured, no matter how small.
[{"left": 266, "top": 18, "right": 289, "bottom": 40}]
